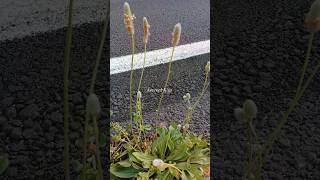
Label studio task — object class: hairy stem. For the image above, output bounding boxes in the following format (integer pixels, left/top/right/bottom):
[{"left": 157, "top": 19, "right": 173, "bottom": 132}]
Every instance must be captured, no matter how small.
[
  {"left": 192, "top": 71, "right": 210, "bottom": 109},
  {"left": 260, "top": 32, "right": 316, "bottom": 167},
  {"left": 156, "top": 46, "right": 175, "bottom": 125},
  {"left": 138, "top": 43, "right": 147, "bottom": 92},
  {"left": 63, "top": 0, "right": 74, "bottom": 179},
  {"left": 93, "top": 116, "right": 103, "bottom": 180},
  {"left": 83, "top": 113, "right": 89, "bottom": 167},
  {"left": 129, "top": 34, "right": 135, "bottom": 132},
  {"left": 89, "top": 17, "right": 109, "bottom": 94}
]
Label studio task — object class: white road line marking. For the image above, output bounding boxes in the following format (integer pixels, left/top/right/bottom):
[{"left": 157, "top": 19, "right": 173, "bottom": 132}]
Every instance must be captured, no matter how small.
[{"left": 110, "top": 40, "right": 210, "bottom": 75}]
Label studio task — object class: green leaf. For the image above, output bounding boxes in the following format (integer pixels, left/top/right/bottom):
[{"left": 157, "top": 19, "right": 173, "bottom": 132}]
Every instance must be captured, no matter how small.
[
  {"left": 117, "top": 160, "right": 132, "bottom": 167},
  {"left": 189, "top": 148, "right": 210, "bottom": 165},
  {"left": 0, "top": 154, "right": 9, "bottom": 175},
  {"left": 71, "top": 159, "right": 83, "bottom": 172},
  {"left": 132, "top": 152, "right": 155, "bottom": 162},
  {"left": 100, "top": 133, "right": 107, "bottom": 147},
  {"left": 168, "top": 167, "right": 180, "bottom": 179},
  {"left": 110, "top": 164, "right": 142, "bottom": 178},
  {"left": 166, "top": 143, "right": 189, "bottom": 161},
  {"left": 137, "top": 172, "right": 151, "bottom": 180}
]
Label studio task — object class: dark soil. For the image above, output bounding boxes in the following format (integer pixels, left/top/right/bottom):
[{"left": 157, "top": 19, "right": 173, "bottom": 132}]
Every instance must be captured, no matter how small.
[
  {"left": 212, "top": 0, "right": 320, "bottom": 179},
  {"left": 0, "top": 22, "right": 109, "bottom": 179}
]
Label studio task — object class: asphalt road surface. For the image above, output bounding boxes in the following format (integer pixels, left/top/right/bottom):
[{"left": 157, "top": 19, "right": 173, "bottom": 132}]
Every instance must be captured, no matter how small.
[
  {"left": 0, "top": 0, "right": 107, "bottom": 41},
  {"left": 110, "top": 0, "right": 210, "bottom": 57}
]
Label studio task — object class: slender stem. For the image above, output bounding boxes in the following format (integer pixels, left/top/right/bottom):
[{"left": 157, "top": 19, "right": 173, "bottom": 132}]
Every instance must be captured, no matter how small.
[
  {"left": 83, "top": 113, "right": 89, "bottom": 167},
  {"left": 93, "top": 116, "right": 103, "bottom": 180},
  {"left": 156, "top": 46, "right": 175, "bottom": 125},
  {"left": 63, "top": 0, "right": 74, "bottom": 179},
  {"left": 192, "top": 72, "right": 209, "bottom": 109},
  {"left": 295, "top": 33, "right": 314, "bottom": 95},
  {"left": 129, "top": 34, "right": 135, "bottom": 132},
  {"left": 260, "top": 32, "right": 316, "bottom": 166},
  {"left": 138, "top": 43, "right": 147, "bottom": 92},
  {"left": 89, "top": 17, "right": 109, "bottom": 94}
]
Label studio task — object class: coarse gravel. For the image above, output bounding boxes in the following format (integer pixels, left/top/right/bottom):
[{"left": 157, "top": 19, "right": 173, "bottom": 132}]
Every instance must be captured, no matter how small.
[
  {"left": 212, "top": 0, "right": 320, "bottom": 179},
  {"left": 0, "top": 22, "right": 109, "bottom": 180}
]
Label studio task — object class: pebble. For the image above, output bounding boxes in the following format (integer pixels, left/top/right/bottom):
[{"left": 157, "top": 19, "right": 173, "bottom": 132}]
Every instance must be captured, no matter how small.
[
  {"left": 19, "top": 104, "right": 40, "bottom": 119},
  {"left": 11, "top": 127, "right": 22, "bottom": 140}
]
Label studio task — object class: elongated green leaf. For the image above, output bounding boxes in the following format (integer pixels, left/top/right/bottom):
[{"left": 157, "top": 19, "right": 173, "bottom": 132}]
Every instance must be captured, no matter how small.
[
  {"left": 110, "top": 164, "right": 142, "bottom": 178},
  {"left": 166, "top": 143, "right": 189, "bottom": 161},
  {"left": 132, "top": 152, "right": 155, "bottom": 162},
  {"left": 117, "top": 160, "right": 132, "bottom": 167}
]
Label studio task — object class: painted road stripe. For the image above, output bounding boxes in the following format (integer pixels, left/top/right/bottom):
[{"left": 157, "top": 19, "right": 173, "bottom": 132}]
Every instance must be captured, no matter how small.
[{"left": 110, "top": 40, "right": 210, "bottom": 75}]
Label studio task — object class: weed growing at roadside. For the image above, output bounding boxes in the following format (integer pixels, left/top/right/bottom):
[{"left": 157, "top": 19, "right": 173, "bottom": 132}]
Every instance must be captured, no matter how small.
[
  {"left": 63, "top": 0, "right": 109, "bottom": 179},
  {"left": 110, "top": 2, "right": 210, "bottom": 179},
  {"left": 235, "top": 1, "right": 320, "bottom": 179}
]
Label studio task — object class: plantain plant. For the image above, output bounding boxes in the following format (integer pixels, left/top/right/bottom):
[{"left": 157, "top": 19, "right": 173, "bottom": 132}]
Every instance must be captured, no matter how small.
[
  {"left": 63, "top": 0, "right": 109, "bottom": 179},
  {"left": 110, "top": 2, "right": 210, "bottom": 179}
]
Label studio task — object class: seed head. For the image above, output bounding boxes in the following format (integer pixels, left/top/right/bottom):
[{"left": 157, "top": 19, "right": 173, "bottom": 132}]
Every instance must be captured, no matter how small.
[
  {"left": 243, "top": 99, "right": 257, "bottom": 119},
  {"left": 305, "top": 0, "right": 320, "bottom": 32},
  {"left": 172, "top": 23, "right": 181, "bottom": 46},
  {"left": 123, "top": 2, "right": 135, "bottom": 35},
  {"left": 143, "top": 17, "right": 151, "bottom": 44},
  {"left": 86, "top": 93, "right": 101, "bottom": 118},
  {"left": 152, "top": 159, "right": 164, "bottom": 167}
]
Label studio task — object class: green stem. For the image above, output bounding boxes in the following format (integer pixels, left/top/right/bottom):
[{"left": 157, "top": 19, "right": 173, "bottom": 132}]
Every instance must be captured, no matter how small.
[
  {"left": 192, "top": 72, "right": 210, "bottom": 110},
  {"left": 138, "top": 43, "right": 147, "bottom": 92},
  {"left": 63, "top": 0, "right": 74, "bottom": 179},
  {"left": 93, "top": 116, "right": 103, "bottom": 180},
  {"left": 83, "top": 113, "right": 89, "bottom": 167},
  {"left": 260, "top": 32, "right": 316, "bottom": 167},
  {"left": 156, "top": 46, "right": 175, "bottom": 125},
  {"left": 129, "top": 34, "right": 135, "bottom": 132},
  {"left": 89, "top": 17, "right": 109, "bottom": 94},
  {"left": 296, "top": 33, "right": 314, "bottom": 95}
]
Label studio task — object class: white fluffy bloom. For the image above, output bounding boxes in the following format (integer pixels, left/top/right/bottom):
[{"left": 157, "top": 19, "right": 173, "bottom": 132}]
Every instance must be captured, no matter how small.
[{"left": 152, "top": 159, "right": 164, "bottom": 167}]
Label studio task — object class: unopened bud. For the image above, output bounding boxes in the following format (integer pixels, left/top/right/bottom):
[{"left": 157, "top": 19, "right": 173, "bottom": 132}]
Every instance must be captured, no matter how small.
[
  {"left": 186, "top": 93, "right": 191, "bottom": 100},
  {"left": 243, "top": 99, "right": 257, "bottom": 119},
  {"left": 172, "top": 23, "right": 181, "bottom": 46},
  {"left": 86, "top": 93, "right": 101, "bottom": 117},
  {"left": 137, "top": 91, "right": 142, "bottom": 98},
  {"left": 205, "top": 61, "right": 210, "bottom": 72}
]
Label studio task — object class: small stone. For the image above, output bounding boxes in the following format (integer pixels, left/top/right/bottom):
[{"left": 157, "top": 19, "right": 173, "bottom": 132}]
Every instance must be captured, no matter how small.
[
  {"left": 0, "top": 116, "right": 7, "bottom": 125},
  {"left": 1, "top": 97, "right": 14, "bottom": 107},
  {"left": 23, "top": 128, "right": 37, "bottom": 139},
  {"left": 11, "top": 127, "right": 22, "bottom": 140},
  {"left": 5, "top": 106, "right": 17, "bottom": 118},
  {"left": 23, "top": 119, "right": 34, "bottom": 128},
  {"left": 49, "top": 111, "right": 62, "bottom": 123},
  {"left": 19, "top": 104, "right": 40, "bottom": 119}
]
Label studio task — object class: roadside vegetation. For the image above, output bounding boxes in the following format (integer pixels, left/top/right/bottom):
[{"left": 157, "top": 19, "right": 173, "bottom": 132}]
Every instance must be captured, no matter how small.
[{"left": 109, "top": 2, "right": 210, "bottom": 179}]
